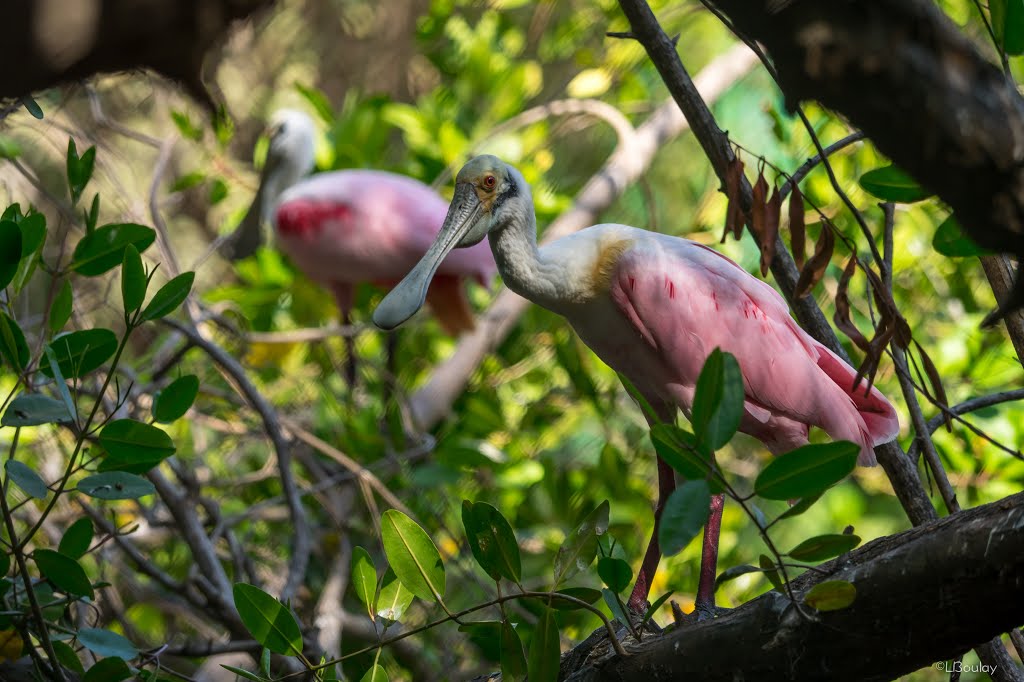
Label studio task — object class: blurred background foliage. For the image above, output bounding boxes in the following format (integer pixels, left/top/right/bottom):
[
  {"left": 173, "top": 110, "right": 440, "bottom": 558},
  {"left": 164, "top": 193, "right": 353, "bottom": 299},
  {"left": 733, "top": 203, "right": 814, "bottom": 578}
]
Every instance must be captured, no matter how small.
[{"left": 0, "top": 0, "right": 1022, "bottom": 679}]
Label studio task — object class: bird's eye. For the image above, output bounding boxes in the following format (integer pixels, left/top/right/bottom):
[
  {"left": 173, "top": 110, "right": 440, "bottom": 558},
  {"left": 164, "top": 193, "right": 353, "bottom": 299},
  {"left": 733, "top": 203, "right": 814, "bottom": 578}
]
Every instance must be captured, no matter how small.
[{"left": 483, "top": 175, "right": 496, "bottom": 189}]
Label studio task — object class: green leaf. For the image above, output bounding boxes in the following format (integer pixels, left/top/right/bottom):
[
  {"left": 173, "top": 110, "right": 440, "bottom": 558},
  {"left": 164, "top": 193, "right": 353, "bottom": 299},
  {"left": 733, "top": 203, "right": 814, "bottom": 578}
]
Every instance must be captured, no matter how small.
[
  {"left": 98, "top": 419, "right": 176, "bottom": 474},
  {"left": 350, "top": 545, "right": 377, "bottom": 618},
  {"left": 547, "top": 587, "right": 603, "bottom": 611},
  {"left": 0, "top": 312, "right": 29, "bottom": 371},
  {"left": 526, "top": 606, "right": 560, "bottom": 682},
  {"left": 376, "top": 568, "right": 414, "bottom": 622},
  {"left": 754, "top": 441, "right": 859, "bottom": 501},
  {"left": 858, "top": 165, "right": 932, "bottom": 203},
  {"left": 691, "top": 349, "right": 744, "bottom": 450},
  {"left": 787, "top": 534, "right": 861, "bottom": 562},
  {"left": 10, "top": 213, "right": 47, "bottom": 294},
  {"left": 601, "top": 587, "right": 630, "bottom": 626},
  {"left": 759, "top": 554, "right": 783, "bottom": 591},
  {"left": 993, "top": 0, "right": 1024, "bottom": 54},
  {"left": 358, "top": 664, "right": 388, "bottom": 682},
  {"left": 208, "top": 178, "right": 229, "bottom": 205},
  {"left": 2, "top": 392, "right": 72, "bottom": 427},
  {"left": 140, "top": 272, "right": 194, "bottom": 322},
  {"left": 380, "top": 509, "right": 445, "bottom": 602},
  {"left": 171, "top": 110, "right": 204, "bottom": 142},
  {"left": 597, "top": 557, "right": 632, "bottom": 593},
  {"left": 78, "top": 472, "right": 155, "bottom": 500},
  {"left": 803, "top": 579, "right": 857, "bottom": 611},
  {"left": 170, "top": 171, "right": 207, "bottom": 193},
  {"left": 714, "top": 564, "right": 761, "bottom": 591},
  {"left": 82, "top": 656, "right": 133, "bottom": 682},
  {"left": 0, "top": 220, "right": 22, "bottom": 289},
  {"left": 51, "top": 640, "right": 85, "bottom": 674},
  {"left": 66, "top": 141, "right": 96, "bottom": 204},
  {"left": 85, "top": 193, "right": 100, "bottom": 233},
  {"left": 461, "top": 500, "right": 521, "bottom": 583},
  {"left": 0, "top": 135, "right": 21, "bottom": 160},
  {"left": 59, "top": 518, "right": 94, "bottom": 559},
  {"left": 41, "top": 329, "right": 118, "bottom": 379},
  {"left": 232, "top": 583, "right": 304, "bottom": 656},
  {"left": 77, "top": 628, "right": 138, "bottom": 659},
  {"left": 220, "top": 664, "right": 270, "bottom": 682},
  {"left": 49, "top": 280, "right": 73, "bottom": 334},
  {"left": 121, "top": 244, "right": 146, "bottom": 314},
  {"left": 43, "top": 345, "right": 77, "bottom": 426},
  {"left": 500, "top": 619, "right": 527, "bottom": 682},
  {"left": 34, "top": 549, "right": 93, "bottom": 599},
  {"left": 650, "top": 425, "right": 722, "bottom": 493},
  {"left": 5, "top": 460, "right": 48, "bottom": 499},
  {"left": 658, "top": 480, "right": 711, "bottom": 557},
  {"left": 20, "top": 96, "right": 43, "bottom": 119},
  {"left": 295, "top": 83, "right": 335, "bottom": 123},
  {"left": 932, "top": 216, "right": 993, "bottom": 258},
  {"left": 776, "top": 494, "right": 823, "bottom": 522},
  {"left": 553, "top": 500, "right": 609, "bottom": 586},
  {"left": 642, "top": 590, "right": 674, "bottom": 623},
  {"left": 152, "top": 375, "right": 199, "bottom": 423},
  {"left": 71, "top": 223, "right": 156, "bottom": 276}
]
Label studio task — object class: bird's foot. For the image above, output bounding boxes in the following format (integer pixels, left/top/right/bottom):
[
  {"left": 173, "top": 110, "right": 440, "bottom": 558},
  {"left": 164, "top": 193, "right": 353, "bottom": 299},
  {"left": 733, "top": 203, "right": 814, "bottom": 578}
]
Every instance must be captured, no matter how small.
[{"left": 671, "top": 600, "right": 731, "bottom": 626}]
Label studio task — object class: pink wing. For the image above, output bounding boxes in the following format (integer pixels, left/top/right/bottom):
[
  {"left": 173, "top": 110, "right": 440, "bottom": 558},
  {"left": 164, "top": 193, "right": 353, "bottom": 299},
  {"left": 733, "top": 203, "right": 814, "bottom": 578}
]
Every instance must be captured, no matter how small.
[{"left": 609, "top": 235, "right": 898, "bottom": 463}]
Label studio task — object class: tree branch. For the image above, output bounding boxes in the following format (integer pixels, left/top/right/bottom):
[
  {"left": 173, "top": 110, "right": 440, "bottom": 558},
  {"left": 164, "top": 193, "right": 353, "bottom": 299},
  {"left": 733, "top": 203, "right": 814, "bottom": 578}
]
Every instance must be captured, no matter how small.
[{"left": 563, "top": 491, "right": 1024, "bottom": 681}]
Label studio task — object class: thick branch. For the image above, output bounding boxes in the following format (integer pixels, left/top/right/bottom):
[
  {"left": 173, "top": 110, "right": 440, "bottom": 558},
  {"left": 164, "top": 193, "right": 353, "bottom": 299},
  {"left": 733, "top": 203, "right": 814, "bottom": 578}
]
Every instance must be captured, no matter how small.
[{"left": 564, "top": 491, "right": 1024, "bottom": 681}]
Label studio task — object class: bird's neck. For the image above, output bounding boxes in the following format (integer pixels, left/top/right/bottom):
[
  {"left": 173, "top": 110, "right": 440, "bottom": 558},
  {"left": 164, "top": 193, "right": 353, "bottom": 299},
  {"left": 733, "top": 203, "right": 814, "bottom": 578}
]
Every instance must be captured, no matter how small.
[{"left": 487, "top": 193, "right": 570, "bottom": 309}]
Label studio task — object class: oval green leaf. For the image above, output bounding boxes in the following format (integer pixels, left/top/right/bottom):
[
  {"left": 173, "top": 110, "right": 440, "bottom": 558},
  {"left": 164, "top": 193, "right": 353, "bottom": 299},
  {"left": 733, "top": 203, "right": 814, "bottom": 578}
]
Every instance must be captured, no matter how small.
[
  {"left": 41, "top": 329, "right": 118, "bottom": 379},
  {"left": 51, "top": 640, "right": 85, "bottom": 675},
  {"left": 858, "top": 165, "right": 933, "bottom": 203},
  {"left": 78, "top": 472, "right": 156, "bottom": 500},
  {"left": 98, "top": 419, "right": 176, "bottom": 474},
  {"left": 527, "top": 606, "right": 559, "bottom": 682},
  {"left": 140, "top": 271, "right": 195, "bottom": 322},
  {"left": 776, "top": 493, "right": 823, "bottom": 522},
  {"left": 152, "top": 375, "right": 199, "bottom": 423},
  {"left": 376, "top": 567, "right": 414, "bottom": 623},
  {"left": 597, "top": 556, "right": 632, "bottom": 594},
  {"left": 2, "top": 392, "right": 72, "bottom": 427},
  {"left": 754, "top": 441, "right": 859, "bottom": 500},
  {"left": 932, "top": 215, "right": 993, "bottom": 258},
  {"left": 232, "top": 583, "right": 303, "bottom": 656},
  {"left": 691, "top": 349, "right": 744, "bottom": 450},
  {"left": 71, "top": 223, "right": 155, "bottom": 276},
  {"left": 5, "top": 460, "right": 48, "bottom": 499},
  {"left": 82, "top": 657, "right": 133, "bottom": 682},
  {"left": 350, "top": 545, "right": 377, "bottom": 618},
  {"left": 34, "top": 549, "right": 93, "bottom": 599},
  {"left": 0, "top": 312, "right": 29, "bottom": 371},
  {"left": 49, "top": 280, "right": 73, "bottom": 335},
  {"left": 601, "top": 587, "right": 631, "bottom": 626},
  {"left": 500, "top": 619, "right": 527, "bottom": 682},
  {"left": 77, "top": 627, "right": 138, "bottom": 660},
  {"left": 804, "top": 579, "right": 857, "bottom": 611},
  {"left": 59, "top": 518, "right": 94, "bottom": 559},
  {"left": 714, "top": 564, "right": 761, "bottom": 591},
  {"left": 650, "top": 425, "right": 723, "bottom": 493},
  {"left": 658, "top": 480, "right": 711, "bottom": 557},
  {"left": 380, "top": 509, "right": 445, "bottom": 602},
  {"left": 0, "top": 220, "right": 22, "bottom": 289},
  {"left": 121, "top": 244, "right": 146, "bottom": 314},
  {"left": 461, "top": 500, "right": 521, "bottom": 583},
  {"left": 759, "top": 554, "right": 783, "bottom": 591},
  {"left": 787, "top": 533, "right": 861, "bottom": 562},
  {"left": 553, "top": 500, "right": 609, "bottom": 586},
  {"left": 358, "top": 664, "right": 388, "bottom": 682}
]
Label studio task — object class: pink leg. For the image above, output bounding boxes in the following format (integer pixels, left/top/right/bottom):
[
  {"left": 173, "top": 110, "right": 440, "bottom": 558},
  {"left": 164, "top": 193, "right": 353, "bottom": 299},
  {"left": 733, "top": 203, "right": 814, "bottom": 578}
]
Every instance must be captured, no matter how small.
[
  {"left": 329, "top": 282, "right": 357, "bottom": 386},
  {"left": 627, "top": 456, "right": 676, "bottom": 613},
  {"left": 694, "top": 493, "right": 725, "bottom": 618}
]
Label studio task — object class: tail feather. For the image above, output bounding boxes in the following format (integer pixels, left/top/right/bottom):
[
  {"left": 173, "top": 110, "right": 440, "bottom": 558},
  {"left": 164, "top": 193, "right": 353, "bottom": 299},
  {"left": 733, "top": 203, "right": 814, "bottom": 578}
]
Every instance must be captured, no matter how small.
[{"left": 424, "top": 275, "right": 476, "bottom": 336}]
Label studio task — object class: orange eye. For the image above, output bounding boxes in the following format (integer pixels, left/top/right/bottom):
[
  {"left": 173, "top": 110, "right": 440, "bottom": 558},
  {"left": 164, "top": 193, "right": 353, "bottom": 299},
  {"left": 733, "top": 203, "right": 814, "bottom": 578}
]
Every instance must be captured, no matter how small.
[{"left": 483, "top": 175, "right": 496, "bottom": 189}]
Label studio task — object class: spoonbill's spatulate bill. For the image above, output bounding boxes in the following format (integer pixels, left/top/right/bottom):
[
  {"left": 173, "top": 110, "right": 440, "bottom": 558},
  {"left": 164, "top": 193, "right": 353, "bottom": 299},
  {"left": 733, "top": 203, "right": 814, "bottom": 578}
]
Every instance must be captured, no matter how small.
[
  {"left": 226, "top": 110, "right": 496, "bottom": 339},
  {"left": 374, "top": 154, "right": 899, "bottom": 616}
]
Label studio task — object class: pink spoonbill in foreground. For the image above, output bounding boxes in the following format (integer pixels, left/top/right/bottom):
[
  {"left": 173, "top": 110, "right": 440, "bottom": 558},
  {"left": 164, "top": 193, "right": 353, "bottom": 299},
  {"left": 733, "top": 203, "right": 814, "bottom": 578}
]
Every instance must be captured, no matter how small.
[
  {"left": 225, "top": 110, "right": 496, "bottom": 379},
  {"left": 373, "top": 155, "right": 900, "bottom": 616}
]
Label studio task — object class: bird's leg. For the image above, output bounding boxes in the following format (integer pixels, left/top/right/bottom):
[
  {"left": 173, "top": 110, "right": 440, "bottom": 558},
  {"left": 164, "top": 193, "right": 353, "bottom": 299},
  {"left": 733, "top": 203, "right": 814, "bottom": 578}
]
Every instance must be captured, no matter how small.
[
  {"left": 627, "top": 456, "right": 676, "bottom": 614},
  {"left": 694, "top": 492, "right": 725, "bottom": 620},
  {"left": 329, "top": 282, "right": 357, "bottom": 388}
]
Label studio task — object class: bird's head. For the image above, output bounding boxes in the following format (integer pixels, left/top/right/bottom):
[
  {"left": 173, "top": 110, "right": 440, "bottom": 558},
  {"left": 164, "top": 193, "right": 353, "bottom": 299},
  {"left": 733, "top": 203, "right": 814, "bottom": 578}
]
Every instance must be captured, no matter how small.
[
  {"left": 373, "top": 154, "right": 519, "bottom": 330},
  {"left": 264, "top": 109, "right": 317, "bottom": 187}
]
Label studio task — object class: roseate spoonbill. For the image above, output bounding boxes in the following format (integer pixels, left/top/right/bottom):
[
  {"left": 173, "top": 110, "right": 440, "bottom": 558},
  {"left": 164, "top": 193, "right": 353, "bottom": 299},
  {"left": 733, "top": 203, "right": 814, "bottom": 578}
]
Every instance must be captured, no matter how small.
[
  {"left": 224, "top": 110, "right": 496, "bottom": 380},
  {"left": 373, "top": 155, "right": 899, "bottom": 617}
]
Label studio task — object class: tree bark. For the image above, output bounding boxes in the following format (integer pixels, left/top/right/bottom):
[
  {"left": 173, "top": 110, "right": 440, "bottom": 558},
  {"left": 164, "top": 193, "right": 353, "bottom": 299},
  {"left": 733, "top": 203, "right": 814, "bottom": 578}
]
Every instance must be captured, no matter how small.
[
  {"left": 562, "top": 491, "right": 1024, "bottom": 681},
  {"left": 0, "top": 0, "right": 274, "bottom": 108}
]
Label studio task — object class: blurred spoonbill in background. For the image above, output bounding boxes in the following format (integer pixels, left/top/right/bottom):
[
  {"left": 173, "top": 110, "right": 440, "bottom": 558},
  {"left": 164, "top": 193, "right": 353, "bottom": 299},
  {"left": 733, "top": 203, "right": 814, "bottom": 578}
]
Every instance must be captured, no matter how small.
[
  {"left": 373, "top": 154, "right": 899, "bottom": 617},
  {"left": 224, "top": 110, "right": 496, "bottom": 381}
]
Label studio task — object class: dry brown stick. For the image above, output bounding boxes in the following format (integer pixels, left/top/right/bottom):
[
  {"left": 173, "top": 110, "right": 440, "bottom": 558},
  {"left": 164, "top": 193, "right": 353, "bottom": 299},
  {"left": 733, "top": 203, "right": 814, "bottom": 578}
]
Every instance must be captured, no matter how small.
[{"left": 406, "top": 44, "right": 759, "bottom": 430}]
